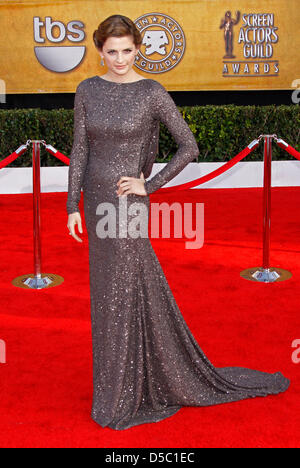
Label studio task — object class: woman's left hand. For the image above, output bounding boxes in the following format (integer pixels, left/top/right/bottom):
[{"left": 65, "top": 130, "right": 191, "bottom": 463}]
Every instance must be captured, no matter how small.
[{"left": 116, "top": 172, "right": 147, "bottom": 197}]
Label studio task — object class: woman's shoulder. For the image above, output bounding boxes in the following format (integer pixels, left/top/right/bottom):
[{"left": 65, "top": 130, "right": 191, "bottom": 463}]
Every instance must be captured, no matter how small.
[
  {"left": 144, "top": 79, "right": 169, "bottom": 98},
  {"left": 74, "top": 77, "right": 92, "bottom": 95},
  {"left": 146, "top": 78, "right": 166, "bottom": 89}
]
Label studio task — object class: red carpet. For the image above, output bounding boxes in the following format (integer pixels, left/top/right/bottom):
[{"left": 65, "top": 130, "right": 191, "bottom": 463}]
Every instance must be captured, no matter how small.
[{"left": 0, "top": 187, "right": 299, "bottom": 448}]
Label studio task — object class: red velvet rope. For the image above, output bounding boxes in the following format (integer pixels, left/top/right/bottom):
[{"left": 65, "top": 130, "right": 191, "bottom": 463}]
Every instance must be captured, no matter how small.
[
  {"left": 43, "top": 144, "right": 71, "bottom": 165},
  {"left": 276, "top": 139, "right": 300, "bottom": 161},
  {"left": 0, "top": 145, "right": 28, "bottom": 170},
  {"left": 154, "top": 139, "right": 260, "bottom": 193},
  {"left": 0, "top": 139, "right": 260, "bottom": 195},
  {"left": 47, "top": 139, "right": 259, "bottom": 193}
]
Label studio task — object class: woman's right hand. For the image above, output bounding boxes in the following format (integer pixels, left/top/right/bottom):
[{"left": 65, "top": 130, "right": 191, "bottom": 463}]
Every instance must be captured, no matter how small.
[{"left": 67, "top": 212, "right": 83, "bottom": 243}]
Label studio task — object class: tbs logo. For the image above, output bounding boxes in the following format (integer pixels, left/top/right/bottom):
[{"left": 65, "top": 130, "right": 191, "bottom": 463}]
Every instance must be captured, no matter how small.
[{"left": 33, "top": 16, "right": 86, "bottom": 72}]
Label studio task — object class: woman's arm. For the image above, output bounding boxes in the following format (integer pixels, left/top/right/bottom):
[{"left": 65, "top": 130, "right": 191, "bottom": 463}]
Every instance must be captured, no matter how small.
[
  {"left": 66, "top": 82, "right": 90, "bottom": 215},
  {"left": 143, "top": 81, "right": 199, "bottom": 195}
]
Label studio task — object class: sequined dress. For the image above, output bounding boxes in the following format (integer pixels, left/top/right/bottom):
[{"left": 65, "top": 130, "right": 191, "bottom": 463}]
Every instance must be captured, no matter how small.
[{"left": 67, "top": 76, "right": 290, "bottom": 430}]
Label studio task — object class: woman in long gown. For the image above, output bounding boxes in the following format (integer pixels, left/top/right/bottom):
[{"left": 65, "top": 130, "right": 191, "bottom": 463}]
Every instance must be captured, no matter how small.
[{"left": 67, "top": 15, "right": 290, "bottom": 431}]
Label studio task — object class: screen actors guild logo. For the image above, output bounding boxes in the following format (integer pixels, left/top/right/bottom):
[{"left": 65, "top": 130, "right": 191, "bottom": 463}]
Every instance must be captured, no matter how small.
[
  {"left": 134, "top": 13, "right": 185, "bottom": 74},
  {"left": 220, "top": 10, "right": 241, "bottom": 59},
  {"left": 221, "top": 12, "right": 279, "bottom": 77}
]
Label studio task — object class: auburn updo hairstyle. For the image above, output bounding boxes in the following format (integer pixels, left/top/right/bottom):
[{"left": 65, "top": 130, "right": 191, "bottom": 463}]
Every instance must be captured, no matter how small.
[{"left": 93, "top": 15, "right": 143, "bottom": 50}]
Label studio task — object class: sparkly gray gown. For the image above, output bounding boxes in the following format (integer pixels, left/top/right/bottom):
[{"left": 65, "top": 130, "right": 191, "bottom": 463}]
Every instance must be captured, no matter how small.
[{"left": 67, "top": 76, "right": 290, "bottom": 430}]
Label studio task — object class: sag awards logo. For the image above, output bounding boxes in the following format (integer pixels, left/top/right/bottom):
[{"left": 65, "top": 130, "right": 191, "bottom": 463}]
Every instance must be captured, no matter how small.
[
  {"left": 134, "top": 13, "right": 185, "bottom": 73},
  {"left": 220, "top": 11, "right": 279, "bottom": 77}
]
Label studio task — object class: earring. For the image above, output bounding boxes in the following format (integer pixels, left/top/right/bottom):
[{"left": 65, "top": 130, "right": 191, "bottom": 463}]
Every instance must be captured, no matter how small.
[{"left": 100, "top": 57, "right": 104, "bottom": 66}]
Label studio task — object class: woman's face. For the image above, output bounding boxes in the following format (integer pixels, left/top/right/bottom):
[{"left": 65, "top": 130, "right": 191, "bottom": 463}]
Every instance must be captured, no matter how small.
[{"left": 99, "top": 35, "right": 140, "bottom": 77}]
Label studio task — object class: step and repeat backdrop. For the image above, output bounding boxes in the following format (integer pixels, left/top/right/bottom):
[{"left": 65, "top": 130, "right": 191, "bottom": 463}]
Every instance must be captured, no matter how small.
[{"left": 0, "top": 0, "right": 299, "bottom": 93}]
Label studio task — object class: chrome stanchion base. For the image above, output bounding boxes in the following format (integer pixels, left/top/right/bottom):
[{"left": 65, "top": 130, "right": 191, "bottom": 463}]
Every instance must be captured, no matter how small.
[
  {"left": 240, "top": 267, "right": 292, "bottom": 283},
  {"left": 12, "top": 273, "right": 64, "bottom": 289}
]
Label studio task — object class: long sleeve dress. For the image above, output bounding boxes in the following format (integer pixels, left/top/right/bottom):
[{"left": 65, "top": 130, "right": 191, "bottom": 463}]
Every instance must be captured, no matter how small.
[{"left": 67, "top": 76, "right": 290, "bottom": 431}]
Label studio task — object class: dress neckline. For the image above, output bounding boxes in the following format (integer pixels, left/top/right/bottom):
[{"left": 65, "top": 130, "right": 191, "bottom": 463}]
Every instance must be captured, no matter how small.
[{"left": 96, "top": 75, "right": 151, "bottom": 85}]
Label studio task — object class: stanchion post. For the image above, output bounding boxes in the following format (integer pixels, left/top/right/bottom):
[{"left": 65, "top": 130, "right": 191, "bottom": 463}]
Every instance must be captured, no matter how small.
[
  {"left": 32, "top": 140, "right": 42, "bottom": 280},
  {"left": 12, "top": 140, "right": 64, "bottom": 289},
  {"left": 262, "top": 136, "right": 272, "bottom": 269},
  {"left": 240, "top": 134, "right": 292, "bottom": 283}
]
